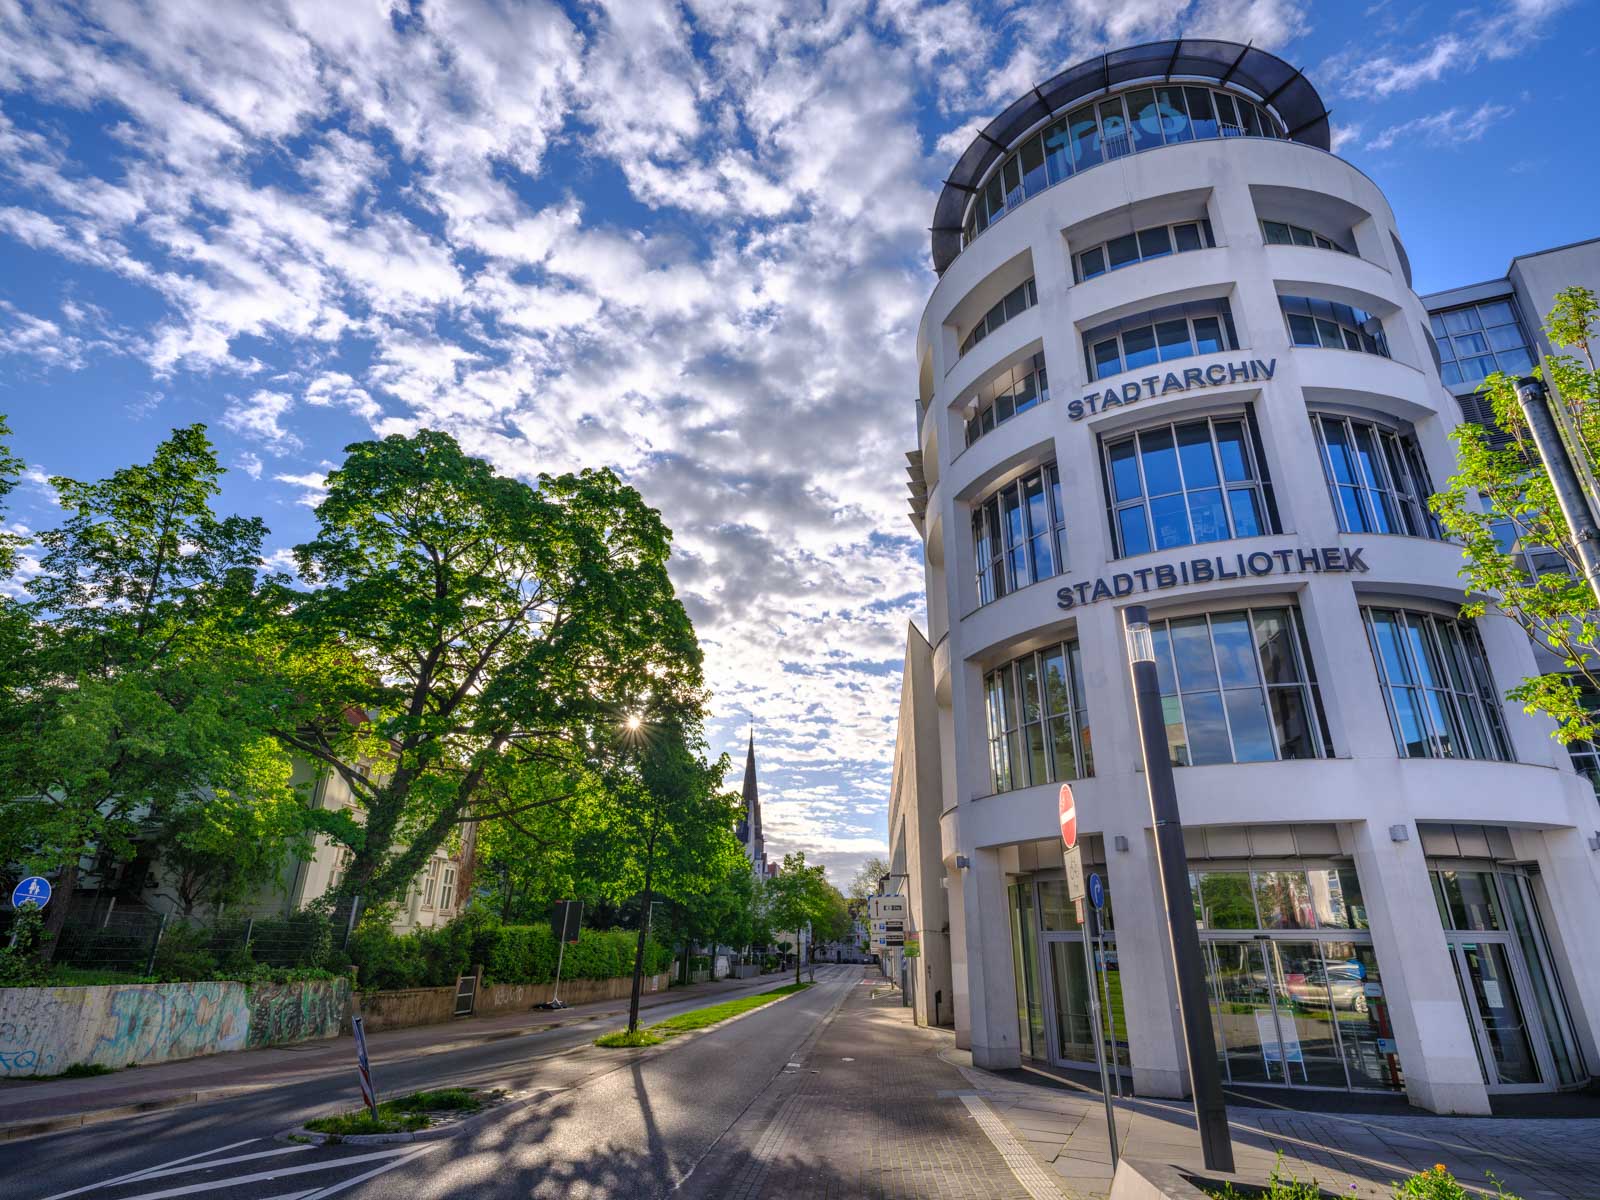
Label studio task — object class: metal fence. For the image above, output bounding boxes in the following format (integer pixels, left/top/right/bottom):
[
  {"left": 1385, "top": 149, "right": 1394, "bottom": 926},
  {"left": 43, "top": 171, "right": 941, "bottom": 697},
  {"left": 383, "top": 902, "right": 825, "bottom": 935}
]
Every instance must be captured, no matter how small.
[{"left": 39, "top": 897, "right": 364, "bottom": 978}]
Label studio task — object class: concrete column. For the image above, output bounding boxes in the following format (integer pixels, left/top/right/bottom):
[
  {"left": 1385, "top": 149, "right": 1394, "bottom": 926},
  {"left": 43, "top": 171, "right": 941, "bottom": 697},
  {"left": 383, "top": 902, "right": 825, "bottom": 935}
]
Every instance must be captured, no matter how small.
[
  {"left": 1521, "top": 826, "right": 1600, "bottom": 1071},
  {"left": 1350, "top": 820, "right": 1490, "bottom": 1114},
  {"left": 964, "top": 845, "right": 1023, "bottom": 1069},
  {"left": 1296, "top": 577, "right": 1402, "bottom": 761},
  {"left": 947, "top": 856, "right": 972, "bottom": 1050},
  {"left": 1113, "top": 824, "right": 1189, "bottom": 1097}
]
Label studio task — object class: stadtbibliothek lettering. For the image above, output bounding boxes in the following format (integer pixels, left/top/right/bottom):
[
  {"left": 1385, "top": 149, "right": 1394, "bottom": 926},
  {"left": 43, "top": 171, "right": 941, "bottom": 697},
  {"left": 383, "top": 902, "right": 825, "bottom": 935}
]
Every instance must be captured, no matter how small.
[
  {"left": 1055, "top": 545, "right": 1368, "bottom": 610},
  {"left": 1068, "top": 358, "right": 1277, "bottom": 421}
]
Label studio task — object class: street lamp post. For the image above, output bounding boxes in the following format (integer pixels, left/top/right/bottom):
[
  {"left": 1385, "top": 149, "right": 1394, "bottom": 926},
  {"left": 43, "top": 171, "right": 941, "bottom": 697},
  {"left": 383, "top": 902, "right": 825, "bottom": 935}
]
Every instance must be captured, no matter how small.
[{"left": 1122, "top": 604, "right": 1234, "bottom": 1173}]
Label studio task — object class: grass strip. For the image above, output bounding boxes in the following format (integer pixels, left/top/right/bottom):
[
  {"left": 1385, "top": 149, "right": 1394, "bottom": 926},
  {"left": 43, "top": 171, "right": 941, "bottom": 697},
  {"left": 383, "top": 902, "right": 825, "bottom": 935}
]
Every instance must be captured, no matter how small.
[
  {"left": 593, "top": 982, "right": 812, "bottom": 1047},
  {"left": 303, "top": 1087, "right": 484, "bottom": 1136}
]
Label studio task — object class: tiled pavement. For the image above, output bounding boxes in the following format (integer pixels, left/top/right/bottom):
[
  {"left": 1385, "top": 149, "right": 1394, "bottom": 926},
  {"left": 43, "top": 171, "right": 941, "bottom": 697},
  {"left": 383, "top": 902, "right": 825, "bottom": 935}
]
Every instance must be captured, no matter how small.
[{"left": 945, "top": 1047, "right": 1600, "bottom": 1199}]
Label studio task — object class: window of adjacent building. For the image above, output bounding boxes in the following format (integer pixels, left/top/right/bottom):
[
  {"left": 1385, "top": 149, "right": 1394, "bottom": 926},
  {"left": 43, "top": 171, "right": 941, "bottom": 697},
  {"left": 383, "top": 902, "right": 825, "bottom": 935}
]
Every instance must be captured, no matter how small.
[
  {"left": 964, "top": 353, "right": 1050, "bottom": 447},
  {"left": 1487, "top": 510, "right": 1573, "bottom": 579},
  {"left": 1311, "top": 414, "right": 1439, "bottom": 539},
  {"left": 983, "top": 639, "right": 1092, "bottom": 794},
  {"left": 1084, "top": 298, "right": 1240, "bottom": 382},
  {"left": 1431, "top": 299, "right": 1536, "bottom": 389},
  {"left": 1261, "top": 220, "right": 1351, "bottom": 254},
  {"left": 973, "top": 463, "right": 1067, "bottom": 605},
  {"left": 1361, "top": 607, "right": 1513, "bottom": 762},
  {"left": 441, "top": 866, "right": 457, "bottom": 910},
  {"left": 960, "top": 278, "right": 1038, "bottom": 356},
  {"left": 422, "top": 864, "right": 439, "bottom": 908},
  {"left": 1075, "top": 219, "right": 1216, "bottom": 282},
  {"left": 1149, "top": 606, "right": 1331, "bottom": 766},
  {"left": 962, "top": 84, "right": 1283, "bottom": 247},
  {"left": 1280, "top": 295, "right": 1390, "bottom": 356},
  {"left": 1101, "top": 412, "right": 1278, "bottom": 558}
]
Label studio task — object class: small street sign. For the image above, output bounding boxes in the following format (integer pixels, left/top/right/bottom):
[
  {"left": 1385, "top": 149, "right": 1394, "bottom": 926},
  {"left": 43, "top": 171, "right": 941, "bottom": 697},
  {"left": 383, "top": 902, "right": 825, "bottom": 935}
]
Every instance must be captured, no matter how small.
[
  {"left": 1058, "top": 784, "right": 1077, "bottom": 849},
  {"left": 10, "top": 876, "right": 50, "bottom": 910},
  {"left": 351, "top": 1014, "right": 378, "bottom": 1118},
  {"left": 903, "top": 937, "right": 921, "bottom": 958},
  {"left": 1064, "top": 844, "right": 1085, "bottom": 902},
  {"left": 1088, "top": 872, "right": 1105, "bottom": 911}
]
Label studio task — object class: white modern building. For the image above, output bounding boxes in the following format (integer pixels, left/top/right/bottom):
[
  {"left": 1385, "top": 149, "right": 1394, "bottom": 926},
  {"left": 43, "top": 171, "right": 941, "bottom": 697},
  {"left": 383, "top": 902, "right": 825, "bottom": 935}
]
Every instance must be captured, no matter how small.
[{"left": 899, "top": 39, "right": 1600, "bottom": 1115}]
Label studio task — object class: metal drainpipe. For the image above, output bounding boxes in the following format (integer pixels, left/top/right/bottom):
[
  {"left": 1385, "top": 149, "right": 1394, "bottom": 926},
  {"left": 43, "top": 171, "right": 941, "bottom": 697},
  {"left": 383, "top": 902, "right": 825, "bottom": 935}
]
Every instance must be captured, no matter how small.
[{"left": 1515, "top": 376, "right": 1600, "bottom": 604}]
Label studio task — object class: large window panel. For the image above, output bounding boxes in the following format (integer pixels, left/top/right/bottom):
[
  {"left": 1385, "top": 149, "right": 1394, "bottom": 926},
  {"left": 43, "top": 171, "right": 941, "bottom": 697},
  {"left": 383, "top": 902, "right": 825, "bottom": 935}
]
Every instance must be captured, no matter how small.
[
  {"left": 972, "top": 462, "right": 1068, "bottom": 605},
  {"left": 1312, "top": 414, "right": 1438, "bottom": 539},
  {"left": 964, "top": 353, "right": 1050, "bottom": 448},
  {"left": 1083, "top": 298, "right": 1240, "bottom": 382},
  {"left": 1102, "top": 412, "right": 1277, "bottom": 559},
  {"left": 1281, "top": 295, "right": 1389, "bottom": 358},
  {"left": 1149, "top": 606, "right": 1331, "bottom": 767},
  {"left": 1362, "top": 607, "right": 1513, "bottom": 762},
  {"left": 984, "top": 640, "right": 1093, "bottom": 794}
]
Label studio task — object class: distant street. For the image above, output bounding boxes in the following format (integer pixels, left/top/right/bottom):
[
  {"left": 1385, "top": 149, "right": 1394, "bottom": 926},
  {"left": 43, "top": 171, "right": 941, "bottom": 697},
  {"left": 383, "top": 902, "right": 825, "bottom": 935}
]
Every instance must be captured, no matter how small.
[{"left": 14, "top": 967, "right": 860, "bottom": 1200}]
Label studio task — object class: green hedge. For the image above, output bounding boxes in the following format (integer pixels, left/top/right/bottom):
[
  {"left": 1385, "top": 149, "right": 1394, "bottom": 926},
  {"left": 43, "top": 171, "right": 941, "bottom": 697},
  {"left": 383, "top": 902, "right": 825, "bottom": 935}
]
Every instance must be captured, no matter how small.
[{"left": 349, "top": 911, "right": 671, "bottom": 991}]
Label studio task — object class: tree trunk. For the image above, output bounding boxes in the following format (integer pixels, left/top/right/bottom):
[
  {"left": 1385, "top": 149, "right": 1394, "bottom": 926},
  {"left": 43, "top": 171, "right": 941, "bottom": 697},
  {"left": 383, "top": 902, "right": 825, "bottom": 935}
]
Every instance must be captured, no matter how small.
[
  {"left": 794, "top": 933, "right": 802, "bottom": 987},
  {"left": 39, "top": 860, "right": 78, "bottom": 964},
  {"left": 626, "top": 850, "right": 655, "bottom": 1034}
]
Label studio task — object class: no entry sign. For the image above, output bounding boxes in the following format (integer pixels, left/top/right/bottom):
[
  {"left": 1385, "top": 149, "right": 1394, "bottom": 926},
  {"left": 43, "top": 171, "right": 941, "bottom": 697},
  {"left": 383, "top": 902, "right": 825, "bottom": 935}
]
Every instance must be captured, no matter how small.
[{"left": 1058, "top": 784, "right": 1077, "bottom": 849}]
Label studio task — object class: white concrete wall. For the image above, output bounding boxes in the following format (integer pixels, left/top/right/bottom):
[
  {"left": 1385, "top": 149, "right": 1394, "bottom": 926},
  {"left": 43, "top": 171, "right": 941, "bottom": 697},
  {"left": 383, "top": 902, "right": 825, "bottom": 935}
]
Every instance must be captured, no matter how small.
[{"left": 906, "top": 108, "right": 1600, "bottom": 1110}]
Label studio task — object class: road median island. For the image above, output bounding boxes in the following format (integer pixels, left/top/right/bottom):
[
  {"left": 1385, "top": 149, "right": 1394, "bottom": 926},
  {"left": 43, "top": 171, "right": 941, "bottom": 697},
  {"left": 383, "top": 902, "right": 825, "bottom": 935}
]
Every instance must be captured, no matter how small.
[
  {"left": 286, "top": 1086, "right": 507, "bottom": 1145},
  {"left": 594, "top": 981, "right": 813, "bottom": 1047}
]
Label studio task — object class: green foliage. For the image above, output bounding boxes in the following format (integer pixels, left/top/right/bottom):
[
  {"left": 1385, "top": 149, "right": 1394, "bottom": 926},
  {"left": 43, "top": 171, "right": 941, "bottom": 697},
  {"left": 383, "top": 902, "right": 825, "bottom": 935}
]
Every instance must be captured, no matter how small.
[
  {"left": 302, "top": 1087, "right": 491, "bottom": 1136},
  {"left": 847, "top": 856, "right": 890, "bottom": 901},
  {"left": 1208, "top": 1153, "right": 1324, "bottom": 1199},
  {"left": 0, "top": 906, "right": 51, "bottom": 986},
  {"left": 1432, "top": 286, "right": 1600, "bottom": 745},
  {"left": 619, "top": 982, "right": 810, "bottom": 1040},
  {"left": 269, "top": 430, "right": 705, "bottom": 908},
  {"left": 765, "top": 852, "right": 835, "bottom": 984},
  {"left": 1391, "top": 1164, "right": 1522, "bottom": 1200},
  {"left": 594, "top": 1029, "right": 664, "bottom": 1047}
]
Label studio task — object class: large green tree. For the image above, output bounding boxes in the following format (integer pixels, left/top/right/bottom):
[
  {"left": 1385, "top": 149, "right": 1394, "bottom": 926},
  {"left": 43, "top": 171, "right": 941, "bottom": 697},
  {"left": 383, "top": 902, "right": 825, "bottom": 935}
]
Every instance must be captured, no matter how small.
[
  {"left": 271, "top": 431, "right": 704, "bottom": 908},
  {"left": 0, "top": 426, "right": 297, "bottom": 950},
  {"left": 1432, "top": 286, "right": 1600, "bottom": 746},
  {"left": 765, "top": 851, "right": 835, "bottom": 986}
]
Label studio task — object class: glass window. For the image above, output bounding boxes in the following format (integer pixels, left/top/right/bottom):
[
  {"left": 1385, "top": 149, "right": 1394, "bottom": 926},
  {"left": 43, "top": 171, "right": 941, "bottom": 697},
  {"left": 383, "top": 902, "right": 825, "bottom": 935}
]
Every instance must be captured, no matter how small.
[
  {"left": 1083, "top": 298, "right": 1240, "bottom": 382},
  {"left": 1078, "top": 218, "right": 1212, "bottom": 282},
  {"left": 1138, "top": 226, "right": 1173, "bottom": 259},
  {"left": 1069, "top": 104, "right": 1101, "bottom": 172},
  {"left": 1254, "top": 870, "right": 1312, "bottom": 929},
  {"left": 1174, "top": 223, "right": 1203, "bottom": 252},
  {"left": 984, "top": 640, "right": 1092, "bottom": 794},
  {"left": 1184, "top": 87, "right": 1218, "bottom": 139},
  {"left": 1195, "top": 871, "right": 1257, "bottom": 929},
  {"left": 964, "top": 353, "right": 1049, "bottom": 447},
  {"left": 1280, "top": 295, "right": 1388, "bottom": 357},
  {"left": 1019, "top": 135, "right": 1047, "bottom": 197},
  {"left": 1312, "top": 414, "right": 1438, "bottom": 539},
  {"left": 1102, "top": 412, "right": 1276, "bottom": 558},
  {"left": 1106, "top": 233, "right": 1140, "bottom": 270},
  {"left": 1156, "top": 87, "right": 1191, "bottom": 142},
  {"left": 1123, "top": 324, "right": 1159, "bottom": 371},
  {"left": 972, "top": 460, "right": 1067, "bottom": 604},
  {"left": 1099, "top": 97, "right": 1130, "bottom": 158},
  {"left": 1308, "top": 867, "right": 1367, "bottom": 929},
  {"left": 1363, "top": 608, "right": 1513, "bottom": 762},
  {"left": 1148, "top": 606, "right": 1329, "bottom": 766},
  {"left": 1080, "top": 246, "right": 1106, "bottom": 280},
  {"left": 960, "top": 278, "right": 1039, "bottom": 357},
  {"left": 1430, "top": 298, "right": 1536, "bottom": 392}
]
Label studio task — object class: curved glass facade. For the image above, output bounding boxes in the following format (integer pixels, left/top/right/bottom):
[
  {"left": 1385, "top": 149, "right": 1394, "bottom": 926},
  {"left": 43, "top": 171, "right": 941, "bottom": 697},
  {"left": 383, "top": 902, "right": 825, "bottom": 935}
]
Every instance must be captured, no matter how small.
[{"left": 962, "top": 83, "right": 1285, "bottom": 250}]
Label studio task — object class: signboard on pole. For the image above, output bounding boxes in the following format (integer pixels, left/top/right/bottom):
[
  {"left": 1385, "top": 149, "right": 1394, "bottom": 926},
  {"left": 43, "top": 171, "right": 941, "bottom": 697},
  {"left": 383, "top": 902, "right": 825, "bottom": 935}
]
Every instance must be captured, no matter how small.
[
  {"left": 1088, "top": 872, "right": 1105, "bottom": 911},
  {"left": 550, "top": 900, "right": 583, "bottom": 943},
  {"left": 10, "top": 877, "right": 50, "bottom": 910},
  {"left": 351, "top": 1014, "right": 378, "bottom": 1118},
  {"left": 1058, "top": 784, "right": 1077, "bottom": 849},
  {"left": 903, "top": 937, "right": 920, "bottom": 958},
  {"left": 1064, "top": 844, "right": 1086, "bottom": 902}
]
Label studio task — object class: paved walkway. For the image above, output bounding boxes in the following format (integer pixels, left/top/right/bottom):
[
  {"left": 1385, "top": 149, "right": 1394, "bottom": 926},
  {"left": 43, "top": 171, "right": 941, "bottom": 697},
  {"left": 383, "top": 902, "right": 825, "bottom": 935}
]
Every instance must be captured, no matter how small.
[
  {"left": 682, "top": 974, "right": 1044, "bottom": 1199},
  {"left": 947, "top": 1048, "right": 1600, "bottom": 1199},
  {"left": 0, "top": 972, "right": 774, "bottom": 1138}
]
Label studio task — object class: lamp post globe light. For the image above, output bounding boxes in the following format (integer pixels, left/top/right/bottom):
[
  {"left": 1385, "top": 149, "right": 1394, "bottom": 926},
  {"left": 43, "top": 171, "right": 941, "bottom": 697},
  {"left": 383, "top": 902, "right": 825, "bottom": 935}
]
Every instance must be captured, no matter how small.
[{"left": 900, "top": 38, "right": 1600, "bottom": 1119}]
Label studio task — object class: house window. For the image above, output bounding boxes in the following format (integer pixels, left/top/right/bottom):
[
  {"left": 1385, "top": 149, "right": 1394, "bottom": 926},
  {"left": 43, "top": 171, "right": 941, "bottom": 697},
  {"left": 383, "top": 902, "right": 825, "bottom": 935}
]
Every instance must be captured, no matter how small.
[
  {"left": 1101, "top": 412, "right": 1277, "bottom": 558},
  {"left": 440, "top": 866, "right": 457, "bottom": 910},
  {"left": 422, "top": 865, "right": 439, "bottom": 908},
  {"left": 1487, "top": 512, "right": 1573, "bottom": 580},
  {"left": 1076, "top": 219, "right": 1215, "bottom": 281},
  {"left": 984, "top": 640, "right": 1092, "bottom": 794},
  {"left": 1311, "top": 414, "right": 1439, "bottom": 538},
  {"left": 964, "top": 353, "right": 1049, "bottom": 447},
  {"left": 1362, "top": 607, "right": 1513, "bottom": 762},
  {"left": 1431, "top": 299, "right": 1536, "bottom": 390},
  {"left": 960, "top": 278, "right": 1039, "bottom": 356},
  {"left": 1261, "top": 221, "right": 1351, "bottom": 254},
  {"left": 1149, "top": 606, "right": 1330, "bottom": 766},
  {"left": 1281, "top": 295, "right": 1389, "bottom": 356},
  {"left": 1084, "top": 298, "right": 1240, "bottom": 382},
  {"left": 973, "top": 463, "right": 1068, "bottom": 605}
]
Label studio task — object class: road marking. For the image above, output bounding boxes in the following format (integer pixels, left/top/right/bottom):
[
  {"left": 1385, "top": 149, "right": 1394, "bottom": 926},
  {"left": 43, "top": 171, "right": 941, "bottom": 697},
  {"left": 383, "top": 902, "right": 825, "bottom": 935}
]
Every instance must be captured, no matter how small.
[
  {"left": 40, "top": 1138, "right": 262, "bottom": 1199},
  {"left": 960, "top": 1092, "right": 1069, "bottom": 1200},
  {"left": 298, "top": 1144, "right": 440, "bottom": 1198},
  {"left": 114, "top": 1147, "right": 423, "bottom": 1200},
  {"left": 118, "top": 1143, "right": 316, "bottom": 1182}
]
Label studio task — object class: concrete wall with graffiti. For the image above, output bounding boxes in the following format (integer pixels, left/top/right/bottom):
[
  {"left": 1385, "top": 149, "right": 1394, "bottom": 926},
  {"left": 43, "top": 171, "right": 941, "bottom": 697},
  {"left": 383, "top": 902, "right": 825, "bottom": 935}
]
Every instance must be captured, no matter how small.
[{"left": 0, "top": 978, "right": 351, "bottom": 1077}]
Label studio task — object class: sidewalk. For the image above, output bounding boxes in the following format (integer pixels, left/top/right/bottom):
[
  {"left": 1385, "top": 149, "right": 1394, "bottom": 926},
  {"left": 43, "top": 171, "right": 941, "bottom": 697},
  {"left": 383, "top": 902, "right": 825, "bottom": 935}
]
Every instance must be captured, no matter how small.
[
  {"left": 0, "top": 971, "right": 774, "bottom": 1141},
  {"left": 948, "top": 1050, "right": 1600, "bottom": 1199}
]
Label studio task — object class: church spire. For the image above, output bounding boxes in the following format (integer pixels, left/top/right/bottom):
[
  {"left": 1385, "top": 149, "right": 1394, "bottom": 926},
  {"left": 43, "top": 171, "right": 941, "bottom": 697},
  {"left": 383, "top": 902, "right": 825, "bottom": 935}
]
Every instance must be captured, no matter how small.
[{"left": 741, "top": 727, "right": 765, "bottom": 872}]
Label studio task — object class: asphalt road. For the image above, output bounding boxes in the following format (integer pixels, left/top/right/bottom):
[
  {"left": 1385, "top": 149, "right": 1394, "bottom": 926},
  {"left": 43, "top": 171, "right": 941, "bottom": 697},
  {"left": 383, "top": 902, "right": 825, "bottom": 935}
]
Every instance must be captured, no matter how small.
[{"left": 17, "top": 965, "right": 860, "bottom": 1200}]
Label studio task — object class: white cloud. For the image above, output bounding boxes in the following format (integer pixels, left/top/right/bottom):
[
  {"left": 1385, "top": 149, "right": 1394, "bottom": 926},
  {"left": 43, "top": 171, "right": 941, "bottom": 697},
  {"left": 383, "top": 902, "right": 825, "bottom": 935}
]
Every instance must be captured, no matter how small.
[
  {"left": 1367, "top": 102, "right": 1513, "bottom": 152},
  {"left": 223, "top": 389, "right": 299, "bottom": 450},
  {"left": 273, "top": 470, "right": 329, "bottom": 506}
]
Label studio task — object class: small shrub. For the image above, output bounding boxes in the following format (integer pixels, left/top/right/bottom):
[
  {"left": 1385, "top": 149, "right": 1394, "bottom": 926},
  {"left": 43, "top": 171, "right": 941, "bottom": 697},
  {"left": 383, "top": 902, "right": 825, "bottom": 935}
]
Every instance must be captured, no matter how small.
[
  {"left": 595, "top": 1029, "right": 665, "bottom": 1048},
  {"left": 302, "top": 1087, "right": 485, "bottom": 1136},
  {"left": 152, "top": 926, "right": 219, "bottom": 982}
]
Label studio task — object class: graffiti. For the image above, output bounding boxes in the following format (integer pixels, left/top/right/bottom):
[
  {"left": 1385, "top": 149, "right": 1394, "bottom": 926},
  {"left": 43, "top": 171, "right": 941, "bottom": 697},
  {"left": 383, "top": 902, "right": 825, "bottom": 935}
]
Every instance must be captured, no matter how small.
[
  {"left": 0, "top": 1048, "right": 38, "bottom": 1072},
  {"left": 246, "top": 980, "right": 348, "bottom": 1049},
  {"left": 91, "top": 984, "right": 248, "bottom": 1067}
]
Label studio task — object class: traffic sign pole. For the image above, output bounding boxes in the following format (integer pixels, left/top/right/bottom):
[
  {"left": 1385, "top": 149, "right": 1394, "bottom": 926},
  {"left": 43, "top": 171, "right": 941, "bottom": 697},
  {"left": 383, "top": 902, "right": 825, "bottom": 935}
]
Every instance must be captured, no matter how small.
[{"left": 1081, "top": 911, "right": 1119, "bottom": 1170}]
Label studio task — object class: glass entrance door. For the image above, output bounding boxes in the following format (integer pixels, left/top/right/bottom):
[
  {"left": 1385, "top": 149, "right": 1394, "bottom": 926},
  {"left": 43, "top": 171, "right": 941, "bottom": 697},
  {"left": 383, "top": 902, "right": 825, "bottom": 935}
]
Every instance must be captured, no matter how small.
[{"left": 1453, "top": 939, "right": 1543, "bottom": 1088}]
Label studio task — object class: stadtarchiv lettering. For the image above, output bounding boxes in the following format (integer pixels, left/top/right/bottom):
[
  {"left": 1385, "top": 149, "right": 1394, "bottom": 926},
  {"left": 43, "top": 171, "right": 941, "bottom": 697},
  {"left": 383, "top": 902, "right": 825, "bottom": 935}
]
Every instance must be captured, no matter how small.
[{"left": 1067, "top": 358, "right": 1277, "bottom": 421}]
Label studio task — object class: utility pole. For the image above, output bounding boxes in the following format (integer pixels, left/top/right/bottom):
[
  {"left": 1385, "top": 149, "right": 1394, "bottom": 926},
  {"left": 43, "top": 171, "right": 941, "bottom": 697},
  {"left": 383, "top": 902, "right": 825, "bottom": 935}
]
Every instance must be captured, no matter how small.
[
  {"left": 1122, "top": 604, "right": 1234, "bottom": 1173},
  {"left": 1515, "top": 376, "right": 1600, "bottom": 603}
]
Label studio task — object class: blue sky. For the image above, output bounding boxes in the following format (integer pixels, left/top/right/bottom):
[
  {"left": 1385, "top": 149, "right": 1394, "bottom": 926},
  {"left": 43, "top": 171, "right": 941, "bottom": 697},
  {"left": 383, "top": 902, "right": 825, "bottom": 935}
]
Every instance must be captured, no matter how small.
[{"left": 0, "top": 0, "right": 1595, "bottom": 886}]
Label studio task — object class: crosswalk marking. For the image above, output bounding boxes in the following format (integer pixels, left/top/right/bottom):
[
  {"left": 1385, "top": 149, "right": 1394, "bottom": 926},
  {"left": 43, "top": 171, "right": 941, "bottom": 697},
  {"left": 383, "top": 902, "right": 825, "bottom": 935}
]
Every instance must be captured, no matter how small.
[
  {"left": 41, "top": 1139, "right": 262, "bottom": 1200},
  {"left": 118, "top": 1143, "right": 315, "bottom": 1183},
  {"left": 115, "top": 1147, "right": 424, "bottom": 1200}
]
